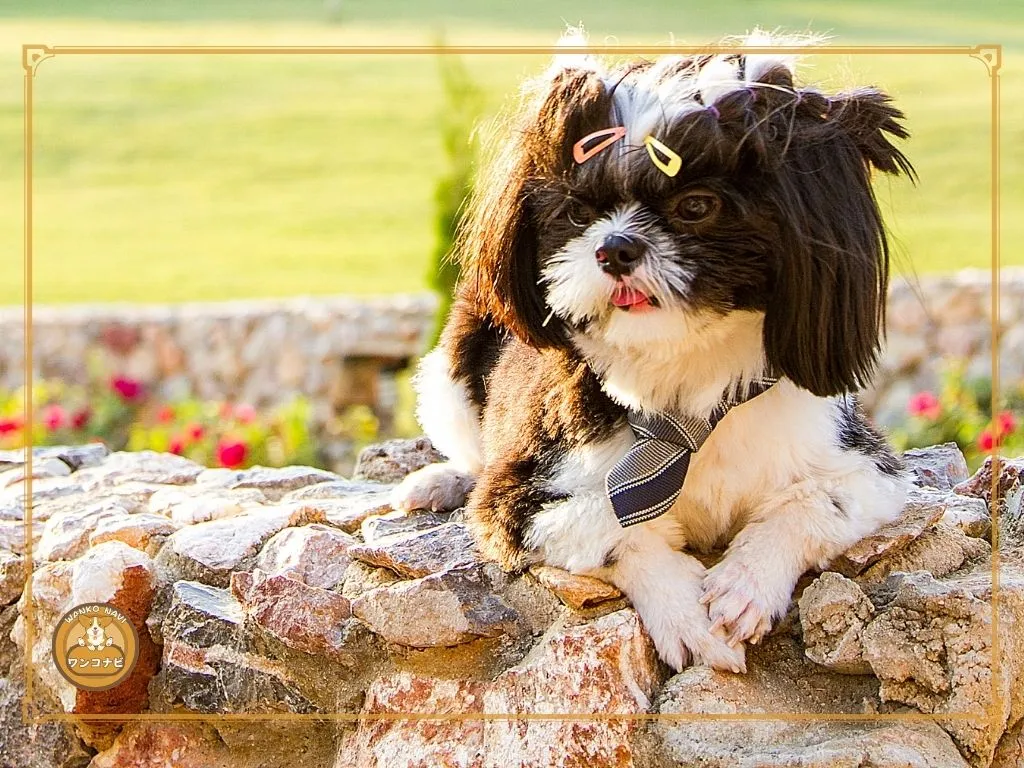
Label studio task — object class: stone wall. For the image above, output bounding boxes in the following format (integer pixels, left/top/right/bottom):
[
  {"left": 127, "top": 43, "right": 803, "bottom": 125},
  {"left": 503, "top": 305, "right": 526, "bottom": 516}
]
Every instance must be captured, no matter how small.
[
  {"left": 0, "top": 269, "right": 1019, "bottom": 442},
  {"left": 866, "top": 268, "right": 1021, "bottom": 426},
  {"left": 0, "top": 294, "right": 438, "bottom": 440},
  {"left": 1, "top": 440, "right": 1023, "bottom": 767}
]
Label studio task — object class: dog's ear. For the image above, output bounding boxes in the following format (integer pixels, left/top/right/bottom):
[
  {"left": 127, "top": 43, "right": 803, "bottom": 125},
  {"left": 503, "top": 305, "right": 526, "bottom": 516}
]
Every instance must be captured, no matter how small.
[
  {"left": 763, "top": 88, "right": 913, "bottom": 397},
  {"left": 459, "top": 63, "right": 610, "bottom": 348}
]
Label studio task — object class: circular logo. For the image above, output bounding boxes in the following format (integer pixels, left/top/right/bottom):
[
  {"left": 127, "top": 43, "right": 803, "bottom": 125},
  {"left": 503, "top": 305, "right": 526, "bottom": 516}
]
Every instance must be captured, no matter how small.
[{"left": 52, "top": 603, "right": 139, "bottom": 691}]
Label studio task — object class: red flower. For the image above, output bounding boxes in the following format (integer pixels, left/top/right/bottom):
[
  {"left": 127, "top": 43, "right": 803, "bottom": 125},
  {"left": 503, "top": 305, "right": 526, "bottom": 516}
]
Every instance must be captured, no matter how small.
[
  {"left": 186, "top": 422, "right": 205, "bottom": 442},
  {"left": 157, "top": 405, "right": 175, "bottom": 424},
  {"left": 168, "top": 436, "right": 185, "bottom": 455},
  {"left": 70, "top": 407, "right": 91, "bottom": 430},
  {"left": 233, "top": 403, "right": 257, "bottom": 424},
  {"left": 995, "top": 411, "right": 1017, "bottom": 437},
  {"left": 110, "top": 375, "right": 144, "bottom": 403},
  {"left": 0, "top": 417, "right": 21, "bottom": 436},
  {"left": 977, "top": 429, "right": 996, "bottom": 452},
  {"left": 907, "top": 391, "right": 941, "bottom": 420},
  {"left": 42, "top": 404, "right": 66, "bottom": 431},
  {"left": 216, "top": 439, "right": 247, "bottom": 469}
]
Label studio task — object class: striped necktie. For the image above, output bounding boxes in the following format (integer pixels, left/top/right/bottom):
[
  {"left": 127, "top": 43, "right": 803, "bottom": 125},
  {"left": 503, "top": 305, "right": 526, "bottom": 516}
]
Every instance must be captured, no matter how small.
[{"left": 606, "top": 375, "right": 779, "bottom": 527}]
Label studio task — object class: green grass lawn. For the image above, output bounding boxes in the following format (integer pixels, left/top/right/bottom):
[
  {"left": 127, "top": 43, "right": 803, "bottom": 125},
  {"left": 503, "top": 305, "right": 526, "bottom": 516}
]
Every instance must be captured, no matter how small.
[{"left": 0, "top": 0, "right": 1020, "bottom": 305}]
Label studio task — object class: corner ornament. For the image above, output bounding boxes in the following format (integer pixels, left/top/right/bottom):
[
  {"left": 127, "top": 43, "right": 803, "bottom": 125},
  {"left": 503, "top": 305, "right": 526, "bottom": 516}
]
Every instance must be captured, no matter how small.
[
  {"left": 969, "top": 45, "right": 1002, "bottom": 76},
  {"left": 23, "top": 45, "right": 55, "bottom": 77}
]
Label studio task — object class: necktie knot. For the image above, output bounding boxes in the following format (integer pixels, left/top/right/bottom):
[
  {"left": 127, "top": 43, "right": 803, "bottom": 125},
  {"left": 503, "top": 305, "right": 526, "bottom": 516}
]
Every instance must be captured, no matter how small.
[{"left": 607, "top": 374, "right": 779, "bottom": 527}]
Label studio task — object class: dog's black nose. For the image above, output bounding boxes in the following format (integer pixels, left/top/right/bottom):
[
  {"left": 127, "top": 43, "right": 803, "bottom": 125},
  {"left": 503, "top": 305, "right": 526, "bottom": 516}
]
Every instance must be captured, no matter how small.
[{"left": 596, "top": 235, "right": 645, "bottom": 277}]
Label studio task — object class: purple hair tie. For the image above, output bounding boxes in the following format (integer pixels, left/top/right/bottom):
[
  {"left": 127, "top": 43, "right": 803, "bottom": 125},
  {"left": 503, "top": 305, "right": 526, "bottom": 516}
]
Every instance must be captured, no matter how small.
[{"left": 707, "top": 105, "right": 720, "bottom": 119}]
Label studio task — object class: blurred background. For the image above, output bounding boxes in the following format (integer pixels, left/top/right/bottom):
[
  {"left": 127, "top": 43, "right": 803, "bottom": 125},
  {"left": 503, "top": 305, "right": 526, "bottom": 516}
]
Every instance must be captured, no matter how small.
[{"left": 0, "top": 0, "right": 1021, "bottom": 473}]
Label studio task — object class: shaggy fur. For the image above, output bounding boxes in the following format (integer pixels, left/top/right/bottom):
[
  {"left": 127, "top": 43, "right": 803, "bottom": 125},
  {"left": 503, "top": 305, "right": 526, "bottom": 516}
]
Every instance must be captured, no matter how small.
[{"left": 393, "top": 33, "right": 913, "bottom": 672}]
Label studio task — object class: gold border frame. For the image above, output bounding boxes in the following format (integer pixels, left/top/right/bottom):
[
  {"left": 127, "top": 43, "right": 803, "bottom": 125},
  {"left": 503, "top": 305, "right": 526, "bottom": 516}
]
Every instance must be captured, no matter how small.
[{"left": 21, "top": 43, "right": 1003, "bottom": 732}]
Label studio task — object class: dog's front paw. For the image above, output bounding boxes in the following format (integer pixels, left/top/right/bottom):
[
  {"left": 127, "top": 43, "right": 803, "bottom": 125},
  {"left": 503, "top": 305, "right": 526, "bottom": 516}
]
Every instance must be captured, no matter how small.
[
  {"left": 701, "top": 557, "right": 794, "bottom": 646},
  {"left": 645, "top": 605, "right": 748, "bottom": 674},
  {"left": 390, "top": 462, "right": 476, "bottom": 512},
  {"left": 617, "top": 553, "right": 747, "bottom": 674}
]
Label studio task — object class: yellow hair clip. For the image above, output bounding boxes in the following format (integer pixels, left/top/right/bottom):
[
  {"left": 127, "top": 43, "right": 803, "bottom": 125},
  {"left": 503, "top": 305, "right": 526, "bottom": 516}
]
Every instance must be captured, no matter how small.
[{"left": 644, "top": 135, "right": 682, "bottom": 178}]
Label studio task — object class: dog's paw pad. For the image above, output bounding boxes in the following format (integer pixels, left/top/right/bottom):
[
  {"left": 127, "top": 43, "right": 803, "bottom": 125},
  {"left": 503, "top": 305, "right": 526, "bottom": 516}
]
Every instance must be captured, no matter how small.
[{"left": 390, "top": 463, "right": 475, "bottom": 513}]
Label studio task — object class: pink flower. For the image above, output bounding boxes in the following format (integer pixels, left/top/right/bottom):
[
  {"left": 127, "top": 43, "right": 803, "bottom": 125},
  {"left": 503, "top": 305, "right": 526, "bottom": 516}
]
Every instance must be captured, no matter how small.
[
  {"left": 42, "top": 404, "right": 66, "bottom": 431},
  {"left": 0, "top": 418, "right": 21, "bottom": 436},
  {"left": 70, "top": 407, "right": 91, "bottom": 430},
  {"left": 216, "top": 439, "right": 248, "bottom": 469},
  {"left": 186, "top": 423, "right": 205, "bottom": 442},
  {"left": 110, "top": 375, "right": 144, "bottom": 403},
  {"left": 907, "top": 391, "right": 941, "bottom": 420},
  {"left": 995, "top": 411, "right": 1017, "bottom": 437},
  {"left": 233, "top": 403, "right": 257, "bottom": 424},
  {"left": 168, "top": 436, "right": 185, "bottom": 455},
  {"left": 156, "top": 405, "right": 175, "bottom": 424},
  {"left": 977, "top": 430, "right": 996, "bottom": 452}
]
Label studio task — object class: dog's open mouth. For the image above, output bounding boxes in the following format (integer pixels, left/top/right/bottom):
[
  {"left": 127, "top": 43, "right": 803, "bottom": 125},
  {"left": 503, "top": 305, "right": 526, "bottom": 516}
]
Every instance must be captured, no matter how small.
[{"left": 611, "top": 285, "right": 658, "bottom": 312}]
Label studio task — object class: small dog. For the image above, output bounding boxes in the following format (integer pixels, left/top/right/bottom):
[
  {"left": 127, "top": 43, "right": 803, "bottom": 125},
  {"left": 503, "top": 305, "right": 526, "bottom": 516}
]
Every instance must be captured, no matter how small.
[{"left": 394, "top": 33, "right": 913, "bottom": 673}]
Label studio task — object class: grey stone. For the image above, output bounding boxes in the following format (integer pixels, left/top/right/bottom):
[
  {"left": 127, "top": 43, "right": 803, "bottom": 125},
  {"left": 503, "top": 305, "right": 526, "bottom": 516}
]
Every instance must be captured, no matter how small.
[
  {"left": 155, "top": 505, "right": 324, "bottom": 588},
  {"left": 225, "top": 466, "right": 341, "bottom": 501},
  {"left": 36, "top": 500, "right": 133, "bottom": 562},
  {"left": 1, "top": 478, "right": 85, "bottom": 505},
  {"left": 861, "top": 568, "right": 1024, "bottom": 767},
  {"left": 939, "top": 493, "right": 992, "bottom": 539},
  {"left": 74, "top": 450, "right": 204, "bottom": 489},
  {"left": 0, "top": 663, "right": 93, "bottom": 768},
  {"left": 798, "top": 571, "right": 875, "bottom": 674},
  {"left": 348, "top": 522, "right": 479, "bottom": 579},
  {"left": 0, "top": 443, "right": 109, "bottom": 472},
  {"left": 857, "top": 523, "right": 990, "bottom": 584},
  {"left": 360, "top": 509, "right": 449, "bottom": 543},
  {"left": 340, "top": 560, "right": 401, "bottom": 600},
  {"left": 0, "top": 520, "right": 37, "bottom": 555},
  {"left": 352, "top": 565, "right": 520, "bottom": 647},
  {"left": 832, "top": 487, "right": 947, "bottom": 576},
  {"left": 353, "top": 437, "right": 445, "bottom": 484},
  {"left": 283, "top": 479, "right": 388, "bottom": 501},
  {"left": 231, "top": 570, "right": 356, "bottom": 661},
  {"left": 156, "top": 580, "right": 246, "bottom": 651},
  {"left": 0, "top": 550, "right": 26, "bottom": 605},
  {"left": 255, "top": 523, "right": 355, "bottom": 590},
  {"left": 153, "top": 639, "right": 316, "bottom": 715},
  {"left": 902, "top": 443, "right": 970, "bottom": 490},
  {"left": 651, "top": 631, "right": 970, "bottom": 767},
  {"left": 954, "top": 455, "right": 1024, "bottom": 507}
]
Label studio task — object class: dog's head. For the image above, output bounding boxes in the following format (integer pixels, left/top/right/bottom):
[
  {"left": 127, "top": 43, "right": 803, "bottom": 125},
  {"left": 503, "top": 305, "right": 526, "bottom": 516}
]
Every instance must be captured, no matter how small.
[{"left": 460, "top": 34, "right": 913, "bottom": 397}]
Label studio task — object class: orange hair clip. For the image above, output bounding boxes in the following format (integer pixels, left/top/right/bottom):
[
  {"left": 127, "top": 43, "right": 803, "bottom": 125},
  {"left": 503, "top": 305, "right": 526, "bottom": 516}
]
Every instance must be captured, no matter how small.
[{"left": 572, "top": 127, "right": 627, "bottom": 164}]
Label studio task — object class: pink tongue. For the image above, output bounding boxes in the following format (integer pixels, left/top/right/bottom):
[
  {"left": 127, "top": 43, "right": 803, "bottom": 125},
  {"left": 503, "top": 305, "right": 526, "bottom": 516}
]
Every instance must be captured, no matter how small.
[{"left": 611, "top": 286, "right": 650, "bottom": 308}]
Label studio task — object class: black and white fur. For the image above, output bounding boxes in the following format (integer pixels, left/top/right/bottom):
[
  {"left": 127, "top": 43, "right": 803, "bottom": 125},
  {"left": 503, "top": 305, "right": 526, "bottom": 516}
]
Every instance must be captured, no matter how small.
[{"left": 394, "top": 32, "right": 914, "bottom": 673}]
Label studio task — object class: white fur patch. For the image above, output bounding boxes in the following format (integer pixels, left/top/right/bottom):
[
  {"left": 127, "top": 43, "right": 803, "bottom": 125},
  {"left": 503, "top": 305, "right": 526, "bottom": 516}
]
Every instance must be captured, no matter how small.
[
  {"left": 549, "top": 25, "right": 599, "bottom": 74},
  {"left": 541, "top": 203, "right": 692, "bottom": 326},
  {"left": 413, "top": 348, "right": 483, "bottom": 473},
  {"left": 697, "top": 55, "right": 741, "bottom": 106}
]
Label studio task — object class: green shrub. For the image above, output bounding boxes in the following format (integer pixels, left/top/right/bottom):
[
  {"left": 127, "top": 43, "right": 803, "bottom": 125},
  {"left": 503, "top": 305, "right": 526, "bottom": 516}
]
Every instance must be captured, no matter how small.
[
  {"left": 889, "top": 359, "right": 1024, "bottom": 469},
  {"left": 426, "top": 51, "right": 484, "bottom": 347}
]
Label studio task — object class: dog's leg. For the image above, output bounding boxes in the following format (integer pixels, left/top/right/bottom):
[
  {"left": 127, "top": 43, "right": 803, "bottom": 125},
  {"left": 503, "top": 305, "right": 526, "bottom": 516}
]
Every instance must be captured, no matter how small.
[
  {"left": 526, "top": 492, "right": 747, "bottom": 673},
  {"left": 701, "top": 476, "right": 906, "bottom": 645},
  {"left": 391, "top": 347, "right": 482, "bottom": 512}
]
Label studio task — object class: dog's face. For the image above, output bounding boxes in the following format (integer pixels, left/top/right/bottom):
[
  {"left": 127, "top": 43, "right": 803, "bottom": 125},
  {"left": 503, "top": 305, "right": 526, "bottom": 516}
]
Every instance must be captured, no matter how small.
[{"left": 463, "top": 44, "right": 913, "bottom": 397}]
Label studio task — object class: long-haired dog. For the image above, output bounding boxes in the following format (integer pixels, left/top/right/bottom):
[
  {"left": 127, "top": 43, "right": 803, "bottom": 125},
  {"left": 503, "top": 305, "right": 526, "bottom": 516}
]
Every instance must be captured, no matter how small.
[{"left": 393, "top": 34, "right": 914, "bottom": 673}]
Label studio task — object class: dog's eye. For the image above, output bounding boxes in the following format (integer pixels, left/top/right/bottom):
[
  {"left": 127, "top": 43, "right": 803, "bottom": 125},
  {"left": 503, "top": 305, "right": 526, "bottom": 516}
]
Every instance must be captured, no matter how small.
[
  {"left": 675, "top": 192, "right": 721, "bottom": 224},
  {"left": 563, "top": 198, "right": 597, "bottom": 228}
]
